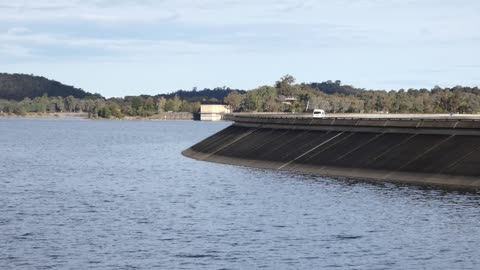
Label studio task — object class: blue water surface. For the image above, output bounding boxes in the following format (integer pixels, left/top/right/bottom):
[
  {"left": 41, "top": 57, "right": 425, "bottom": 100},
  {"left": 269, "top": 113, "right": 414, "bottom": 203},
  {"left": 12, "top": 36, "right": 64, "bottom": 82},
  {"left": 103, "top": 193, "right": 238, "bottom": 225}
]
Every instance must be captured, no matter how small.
[{"left": 1, "top": 119, "right": 479, "bottom": 269}]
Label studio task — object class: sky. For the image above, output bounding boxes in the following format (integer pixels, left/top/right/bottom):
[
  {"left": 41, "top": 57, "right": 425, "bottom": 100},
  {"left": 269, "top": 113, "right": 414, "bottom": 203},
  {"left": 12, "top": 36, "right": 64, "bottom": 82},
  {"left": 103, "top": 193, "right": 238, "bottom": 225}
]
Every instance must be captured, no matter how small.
[{"left": 0, "top": 0, "right": 479, "bottom": 97}]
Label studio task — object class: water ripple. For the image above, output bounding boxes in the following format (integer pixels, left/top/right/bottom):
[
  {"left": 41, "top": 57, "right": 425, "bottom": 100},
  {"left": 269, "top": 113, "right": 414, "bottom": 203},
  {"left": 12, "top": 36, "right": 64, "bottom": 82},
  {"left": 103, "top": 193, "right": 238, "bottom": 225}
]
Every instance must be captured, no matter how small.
[{"left": 1, "top": 119, "right": 480, "bottom": 270}]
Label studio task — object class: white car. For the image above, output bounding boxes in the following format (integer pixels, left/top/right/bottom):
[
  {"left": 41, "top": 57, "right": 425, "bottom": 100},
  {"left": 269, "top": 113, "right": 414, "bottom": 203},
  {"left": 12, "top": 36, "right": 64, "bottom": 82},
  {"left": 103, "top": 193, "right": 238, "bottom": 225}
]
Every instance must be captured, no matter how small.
[{"left": 313, "top": 109, "right": 325, "bottom": 118}]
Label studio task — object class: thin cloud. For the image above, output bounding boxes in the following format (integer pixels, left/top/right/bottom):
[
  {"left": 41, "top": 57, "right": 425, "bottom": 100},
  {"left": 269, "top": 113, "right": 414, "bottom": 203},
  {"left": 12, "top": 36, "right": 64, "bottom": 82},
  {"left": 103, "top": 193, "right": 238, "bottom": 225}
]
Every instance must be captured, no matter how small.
[
  {"left": 0, "top": 0, "right": 460, "bottom": 24},
  {"left": 0, "top": 0, "right": 479, "bottom": 94},
  {"left": 0, "top": 27, "right": 242, "bottom": 61}
]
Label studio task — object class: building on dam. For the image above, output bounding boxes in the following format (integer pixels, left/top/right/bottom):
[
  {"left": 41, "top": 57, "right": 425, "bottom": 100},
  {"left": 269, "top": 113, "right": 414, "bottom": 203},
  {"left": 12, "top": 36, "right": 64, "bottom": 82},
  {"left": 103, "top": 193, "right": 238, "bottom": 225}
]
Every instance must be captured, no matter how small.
[{"left": 200, "top": 104, "right": 231, "bottom": 121}]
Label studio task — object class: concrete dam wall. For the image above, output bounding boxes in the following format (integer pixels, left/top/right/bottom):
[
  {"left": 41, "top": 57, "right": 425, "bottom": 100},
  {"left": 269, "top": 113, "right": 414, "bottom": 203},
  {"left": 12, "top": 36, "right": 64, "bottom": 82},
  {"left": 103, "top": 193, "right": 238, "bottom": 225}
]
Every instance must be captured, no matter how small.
[{"left": 182, "top": 115, "right": 480, "bottom": 190}]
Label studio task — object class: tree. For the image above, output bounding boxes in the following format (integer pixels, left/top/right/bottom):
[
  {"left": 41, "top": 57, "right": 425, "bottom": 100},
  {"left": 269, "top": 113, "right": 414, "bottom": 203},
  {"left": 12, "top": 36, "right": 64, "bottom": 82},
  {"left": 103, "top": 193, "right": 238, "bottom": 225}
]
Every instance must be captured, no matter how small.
[
  {"left": 257, "top": 86, "right": 278, "bottom": 112},
  {"left": 156, "top": 97, "right": 166, "bottom": 112},
  {"left": 242, "top": 91, "right": 260, "bottom": 112},
  {"left": 32, "top": 96, "right": 48, "bottom": 113},
  {"left": 99, "top": 106, "right": 112, "bottom": 118},
  {"left": 172, "top": 95, "right": 181, "bottom": 112},
  {"left": 224, "top": 91, "right": 244, "bottom": 111},
  {"left": 131, "top": 96, "right": 144, "bottom": 115},
  {"left": 276, "top": 74, "right": 296, "bottom": 86},
  {"left": 108, "top": 103, "right": 124, "bottom": 118},
  {"left": 164, "top": 98, "right": 177, "bottom": 112},
  {"left": 14, "top": 105, "right": 27, "bottom": 116},
  {"left": 54, "top": 97, "right": 65, "bottom": 112},
  {"left": 275, "top": 74, "right": 297, "bottom": 96},
  {"left": 145, "top": 97, "right": 155, "bottom": 111},
  {"left": 65, "top": 96, "right": 76, "bottom": 112}
]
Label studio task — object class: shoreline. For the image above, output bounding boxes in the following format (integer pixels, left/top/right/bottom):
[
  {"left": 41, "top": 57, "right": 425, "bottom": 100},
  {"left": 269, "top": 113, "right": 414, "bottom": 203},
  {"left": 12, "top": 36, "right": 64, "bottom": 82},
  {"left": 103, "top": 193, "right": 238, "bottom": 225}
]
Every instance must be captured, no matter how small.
[
  {"left": 0, "top": 112, "right": 208, "bottom": 121},
  {"left": 0, "top": 112, "right": 88, "bottom": 120}
]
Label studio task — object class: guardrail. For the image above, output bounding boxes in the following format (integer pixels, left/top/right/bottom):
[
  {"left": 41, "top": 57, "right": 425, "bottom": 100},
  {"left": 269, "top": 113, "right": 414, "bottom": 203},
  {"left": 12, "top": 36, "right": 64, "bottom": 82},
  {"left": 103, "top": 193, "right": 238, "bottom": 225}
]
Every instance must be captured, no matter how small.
[{"left": 226, "top": 113, "right": 480, "bottom": 121}]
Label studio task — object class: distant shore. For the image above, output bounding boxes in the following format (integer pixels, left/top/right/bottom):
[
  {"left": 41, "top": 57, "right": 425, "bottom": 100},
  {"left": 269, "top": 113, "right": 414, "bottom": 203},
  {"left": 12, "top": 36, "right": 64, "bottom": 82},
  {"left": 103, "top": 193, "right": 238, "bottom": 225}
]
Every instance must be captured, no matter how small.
[
  {"left": 5, "top": 112, "right": 480, "bottom": 121},
  {"left": 0, "top": 112, "right": 198, "bottom": 121},
  {"left": 0, "top": 112, "right": 88, "bottom": 119}
]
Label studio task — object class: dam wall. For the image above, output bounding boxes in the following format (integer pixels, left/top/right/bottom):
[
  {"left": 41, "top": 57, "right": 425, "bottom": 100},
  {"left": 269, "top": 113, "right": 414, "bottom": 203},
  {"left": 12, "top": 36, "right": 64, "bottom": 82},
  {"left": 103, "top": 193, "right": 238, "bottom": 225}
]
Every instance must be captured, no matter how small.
[{"left": 183, "top": 114, "right": 480, "bottom": 190}]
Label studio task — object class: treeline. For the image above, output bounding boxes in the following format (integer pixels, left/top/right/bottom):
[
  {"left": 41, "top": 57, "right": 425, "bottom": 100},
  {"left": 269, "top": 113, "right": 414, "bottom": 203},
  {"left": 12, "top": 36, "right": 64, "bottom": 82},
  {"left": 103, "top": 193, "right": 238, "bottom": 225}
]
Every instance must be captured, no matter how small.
[
  {"left": 0, "top": 95, "right": 203, "bottom": 118},
  {"left": 158, "top": 87, "right": 246, "bottom": 102},
  {"left": 2, "top": 74, "right": 480, "bottom": 118},
  {"left": 223, "top": 75, "right": 480, "bottom": 114},
  {"left": 0, "top": 72, "right": 245, "bottom": 118}
]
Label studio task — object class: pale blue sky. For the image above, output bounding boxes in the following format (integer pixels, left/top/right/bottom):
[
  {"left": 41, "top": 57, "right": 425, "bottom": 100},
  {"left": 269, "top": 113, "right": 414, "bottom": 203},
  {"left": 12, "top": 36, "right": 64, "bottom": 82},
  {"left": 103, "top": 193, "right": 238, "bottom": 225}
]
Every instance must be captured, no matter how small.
[{"left": 1, "top": 0, "right": 479, "bottom": 97}]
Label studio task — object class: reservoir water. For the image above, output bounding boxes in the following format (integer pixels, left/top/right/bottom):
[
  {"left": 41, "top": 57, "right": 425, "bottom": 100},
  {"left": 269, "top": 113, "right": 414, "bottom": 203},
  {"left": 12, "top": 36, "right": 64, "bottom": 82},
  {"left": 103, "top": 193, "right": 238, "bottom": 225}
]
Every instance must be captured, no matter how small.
[{"left": 1, "top": 119, "right": 480, "bottom": 269}]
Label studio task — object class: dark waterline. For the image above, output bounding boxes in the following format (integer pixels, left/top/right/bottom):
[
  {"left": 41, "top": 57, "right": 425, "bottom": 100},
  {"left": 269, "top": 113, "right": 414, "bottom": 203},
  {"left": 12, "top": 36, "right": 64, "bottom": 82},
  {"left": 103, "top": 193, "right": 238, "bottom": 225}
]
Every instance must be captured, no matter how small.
[{"left": 1, "top": 119, "right": 480, "bottom": 269}]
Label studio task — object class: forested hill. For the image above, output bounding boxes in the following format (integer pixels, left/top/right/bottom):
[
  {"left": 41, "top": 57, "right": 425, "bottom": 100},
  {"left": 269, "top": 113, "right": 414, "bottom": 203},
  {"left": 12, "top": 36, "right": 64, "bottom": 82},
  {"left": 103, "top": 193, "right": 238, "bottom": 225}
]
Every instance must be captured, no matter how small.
[
  {"left": 0, "top": 73, "right": 100, "bottom": 101},
  {"left": 157, "top": 87, "right": 247, "bottom": 102}
]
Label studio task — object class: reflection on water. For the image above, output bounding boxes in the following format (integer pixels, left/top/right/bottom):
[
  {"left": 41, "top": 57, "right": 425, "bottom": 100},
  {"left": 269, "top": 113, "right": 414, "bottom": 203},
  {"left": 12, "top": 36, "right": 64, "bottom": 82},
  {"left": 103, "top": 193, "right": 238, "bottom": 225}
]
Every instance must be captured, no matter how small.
[{"left": 1, "top": 119, "right": 479, "bottom": 269}]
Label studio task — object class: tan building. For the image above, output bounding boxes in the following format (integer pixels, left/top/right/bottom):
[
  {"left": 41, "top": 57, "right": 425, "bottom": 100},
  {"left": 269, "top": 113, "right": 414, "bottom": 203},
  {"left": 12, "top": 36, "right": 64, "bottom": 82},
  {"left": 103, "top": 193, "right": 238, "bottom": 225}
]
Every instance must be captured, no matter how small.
[{"left": 200, "top": 104, "right": 231, "bottom": 121}]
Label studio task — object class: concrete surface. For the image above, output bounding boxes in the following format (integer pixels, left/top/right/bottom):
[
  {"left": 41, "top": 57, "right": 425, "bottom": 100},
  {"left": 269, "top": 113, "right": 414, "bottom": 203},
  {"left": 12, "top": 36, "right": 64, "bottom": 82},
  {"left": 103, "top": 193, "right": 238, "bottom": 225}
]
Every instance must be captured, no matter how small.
[{"left": 184, "top": 114, "right": 480, "bottom": 190}]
